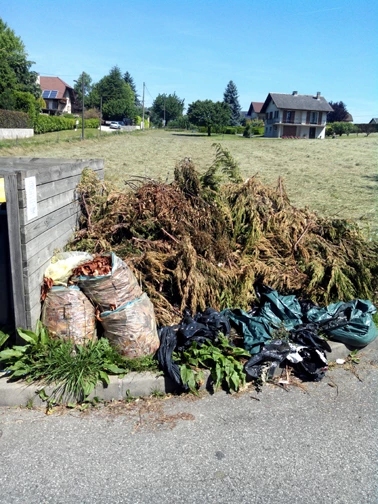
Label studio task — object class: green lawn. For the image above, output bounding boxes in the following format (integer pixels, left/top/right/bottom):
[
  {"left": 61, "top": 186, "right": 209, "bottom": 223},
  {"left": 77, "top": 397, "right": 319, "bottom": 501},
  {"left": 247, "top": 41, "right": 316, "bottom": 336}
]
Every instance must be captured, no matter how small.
[{"left": 1, "top": 129, "right": 377, "bottom": 236}]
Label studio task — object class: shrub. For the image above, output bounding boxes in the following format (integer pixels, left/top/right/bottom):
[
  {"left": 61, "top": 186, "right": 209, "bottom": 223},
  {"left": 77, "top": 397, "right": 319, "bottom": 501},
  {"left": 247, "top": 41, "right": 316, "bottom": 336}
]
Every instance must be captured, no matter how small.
[
  {"left": 243, "top": 120, "right": 264, "bottom": 137},
  {"left": 0, "top": 109, "right": 30, "bottom": 128},
  {"left": 34, "top": 114, "right": 75, "bottom": 134},
  {"left": 331, "top": 122, "right": 357, "bottom": 137},
  {"left": 325, "top": 125, "right": 334, "bottom": 137},
  {"left": 84, "top": 108, "right": 101, "bottom": 120},
  {"left": 167, "top": 116, "right": 192, "bottom": 130},
  {"left": 356, "top": 123, "right": 378, "bottom": 136},
  {"left": 0, "top": 323, "right": 143, "bottom": 405},
  {"left": 224, "top": 126, "right": 244, "bottom": 135},
  {"left": 83, "top": 118, "right": 100, "bottom": 129}
]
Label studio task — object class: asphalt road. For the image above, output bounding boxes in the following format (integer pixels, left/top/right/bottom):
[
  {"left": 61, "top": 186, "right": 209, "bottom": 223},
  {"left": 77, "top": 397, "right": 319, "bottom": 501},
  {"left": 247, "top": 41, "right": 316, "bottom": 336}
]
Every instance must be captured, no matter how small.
[{"left": 1, "top": 343, "right": 377, "bottom": 504}]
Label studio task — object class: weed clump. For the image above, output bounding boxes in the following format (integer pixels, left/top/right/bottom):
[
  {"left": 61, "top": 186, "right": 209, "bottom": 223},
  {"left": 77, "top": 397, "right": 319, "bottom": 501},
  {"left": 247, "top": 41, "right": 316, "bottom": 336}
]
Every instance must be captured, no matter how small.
[{"left": 70, "top": 145, "right": 378, "bottom": 325}]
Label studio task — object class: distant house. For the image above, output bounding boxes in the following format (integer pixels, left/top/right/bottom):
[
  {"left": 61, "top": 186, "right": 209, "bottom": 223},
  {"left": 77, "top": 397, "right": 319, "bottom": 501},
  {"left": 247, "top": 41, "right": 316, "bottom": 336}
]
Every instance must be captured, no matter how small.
[
  {"left": 369, "top": 118, "right": 378, "bottom": 124},
  {"left": 261, "top": 91, "right": 333, "bottom": 139},
  {"left": 246, "top": 101, "right": 264, "bottom": 120},
  {"left": 39, "top": 76, "right": 76, "bottom": 115}
]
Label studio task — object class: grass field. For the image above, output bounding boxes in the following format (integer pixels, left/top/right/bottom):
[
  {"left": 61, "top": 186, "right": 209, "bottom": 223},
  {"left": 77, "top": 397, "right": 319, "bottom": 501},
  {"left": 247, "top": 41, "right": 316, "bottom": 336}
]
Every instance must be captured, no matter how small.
[{"left": 1, "top": 129, "right": 377, "bottom": 235}]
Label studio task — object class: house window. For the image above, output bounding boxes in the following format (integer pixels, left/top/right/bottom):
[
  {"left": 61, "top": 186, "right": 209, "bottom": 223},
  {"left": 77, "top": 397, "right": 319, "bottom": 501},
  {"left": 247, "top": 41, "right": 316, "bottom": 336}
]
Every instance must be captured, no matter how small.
[
  {"left": 286, "top": 111, "right": 294, "bottom": 123},
  {"left": 47, "top": 100, "right": 58, "bottom": 110},
  {"left": 269, "top": 111, "right": 273, "bottom": 119},
  {"left": 310, "top": 112, "right": 318, "bottom": 124},
  {"left": 274, "top": 110, "right": 279, "bottom": 119}
]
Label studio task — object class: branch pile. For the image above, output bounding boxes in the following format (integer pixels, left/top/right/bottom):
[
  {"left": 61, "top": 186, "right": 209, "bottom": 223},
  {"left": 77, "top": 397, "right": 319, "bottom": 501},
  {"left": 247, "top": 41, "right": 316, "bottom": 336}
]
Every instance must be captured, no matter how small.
[{"left": 69, "top": 145, "right": 378, "bottom": 325}]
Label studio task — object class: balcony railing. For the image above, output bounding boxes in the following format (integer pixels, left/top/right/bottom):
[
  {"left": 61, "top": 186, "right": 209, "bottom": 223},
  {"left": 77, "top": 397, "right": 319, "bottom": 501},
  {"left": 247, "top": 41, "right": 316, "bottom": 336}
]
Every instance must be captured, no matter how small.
[{"left": 265, "top": 118, "right": 326, "bottom": 126}]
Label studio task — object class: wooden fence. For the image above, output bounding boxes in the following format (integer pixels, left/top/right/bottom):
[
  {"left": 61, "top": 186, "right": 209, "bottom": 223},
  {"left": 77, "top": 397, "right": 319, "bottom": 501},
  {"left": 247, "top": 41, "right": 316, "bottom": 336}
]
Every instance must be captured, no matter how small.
[{"left": 0, "top": 158, "right": 104, "bottom": 332}]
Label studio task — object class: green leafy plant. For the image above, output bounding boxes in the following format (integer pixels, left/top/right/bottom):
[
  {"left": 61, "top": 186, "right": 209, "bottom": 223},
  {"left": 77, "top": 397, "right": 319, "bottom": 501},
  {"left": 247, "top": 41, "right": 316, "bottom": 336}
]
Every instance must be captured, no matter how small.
[
  {"left": 0, "top": 330, "right": 10, "bottom": 349},
  {"left": 0, "top": 322, "right": 129, "bottom": 404},
  {"left": 348, "top": 349, "right": 360, "bottom": 364},
  {"left": 176, "top": 335, "right": 250, "bottom": 394}
]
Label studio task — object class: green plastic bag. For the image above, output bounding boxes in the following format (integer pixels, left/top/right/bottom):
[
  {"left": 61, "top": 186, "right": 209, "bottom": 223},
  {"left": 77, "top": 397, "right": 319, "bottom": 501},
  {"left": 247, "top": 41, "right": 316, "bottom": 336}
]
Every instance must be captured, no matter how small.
[{"left": 306, "top": 299, "right": 378, "bottom": 348}]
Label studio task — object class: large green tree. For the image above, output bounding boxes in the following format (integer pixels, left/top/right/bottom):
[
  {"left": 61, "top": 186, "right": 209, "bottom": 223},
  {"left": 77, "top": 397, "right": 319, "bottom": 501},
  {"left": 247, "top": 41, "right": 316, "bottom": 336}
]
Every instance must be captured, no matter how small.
[
  {"left": 73, "top": 72, "right": 93, "bottom": 109},
  {"left": 151, "top": 92, "right": 185, "bottom": 126},
  {"left": 123, "top": 71, "right": 140, "bottom": 106},
  {"left": 187, "top": 99, "right": 231, "bottom": 136},
  {"left": 223, "top": 80, "right": 241, "bottom": 126},
  {"left": 94, "top": 66, "right": 136, "bottom": 120},
  {"left": 0, "top": 18, "right": 40, "bottom": 99},
  {"left": 327, "top": 101, "right": 350, "bottom": 123}
]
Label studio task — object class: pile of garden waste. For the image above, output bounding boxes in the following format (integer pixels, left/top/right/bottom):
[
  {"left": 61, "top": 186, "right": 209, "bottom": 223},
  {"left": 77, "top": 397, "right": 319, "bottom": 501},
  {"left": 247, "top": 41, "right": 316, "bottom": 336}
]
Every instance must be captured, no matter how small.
[{"left": 65, "top": 145, "right": 378, "bottom": 391}]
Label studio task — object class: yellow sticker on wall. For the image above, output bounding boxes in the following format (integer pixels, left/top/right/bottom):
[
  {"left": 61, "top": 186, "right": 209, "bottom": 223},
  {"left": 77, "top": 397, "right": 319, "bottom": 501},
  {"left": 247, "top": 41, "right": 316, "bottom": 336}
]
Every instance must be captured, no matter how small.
[{"left": 0, "top": 178, "right": 5, "bottom": 203}]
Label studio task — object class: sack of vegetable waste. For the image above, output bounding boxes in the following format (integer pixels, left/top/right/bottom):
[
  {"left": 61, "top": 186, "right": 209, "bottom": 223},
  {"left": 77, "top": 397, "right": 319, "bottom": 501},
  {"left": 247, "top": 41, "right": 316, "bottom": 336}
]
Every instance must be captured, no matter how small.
[
  {"left": 41, "top": 285, "right": 96, "bottom": 344},
  {"left": 100, "top": 293, "right": 159, "bottom": 358},
  {"left": 73, "top": 252, "right": 143, "bottom": 312}
]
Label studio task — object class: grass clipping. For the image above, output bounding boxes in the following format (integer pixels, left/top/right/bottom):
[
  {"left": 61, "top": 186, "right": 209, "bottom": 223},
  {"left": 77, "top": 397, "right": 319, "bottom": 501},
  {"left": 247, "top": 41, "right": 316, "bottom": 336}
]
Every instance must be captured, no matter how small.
[{"left": 70, "top": 144, "right": 378, "bottom": 326}]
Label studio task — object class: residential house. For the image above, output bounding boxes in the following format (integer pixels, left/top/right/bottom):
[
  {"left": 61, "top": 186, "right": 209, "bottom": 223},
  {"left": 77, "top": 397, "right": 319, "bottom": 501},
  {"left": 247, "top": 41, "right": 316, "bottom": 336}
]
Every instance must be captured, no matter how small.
[
  {"left": 261, "top": 91, "right": 333, "bottom": 139},
  {"left": 246, "top": 101, "right": 265, "bottom": 120},
  {"left": 369, "top": 118, "right": 378, "bottom": 124},
  {"left": 39, "top": 76, "right": 76, "bottom": 115}
]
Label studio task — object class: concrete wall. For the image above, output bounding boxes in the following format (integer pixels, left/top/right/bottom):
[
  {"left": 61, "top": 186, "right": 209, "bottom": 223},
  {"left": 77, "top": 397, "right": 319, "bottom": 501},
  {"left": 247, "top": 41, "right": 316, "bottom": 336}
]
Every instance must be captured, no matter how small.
[{"left": 0, "top": 129, "right": 34, "bottom": 140}]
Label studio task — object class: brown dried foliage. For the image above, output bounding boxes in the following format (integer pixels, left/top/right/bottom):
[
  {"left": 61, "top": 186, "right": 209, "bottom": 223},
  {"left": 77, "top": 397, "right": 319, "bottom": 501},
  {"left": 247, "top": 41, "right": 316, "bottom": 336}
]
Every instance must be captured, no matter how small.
[
  {"left": 72, "top": 255, "right": 112, "bottom": 277},
  {"left": 69, "top": 158, "right": 378, "bottom": 325}
]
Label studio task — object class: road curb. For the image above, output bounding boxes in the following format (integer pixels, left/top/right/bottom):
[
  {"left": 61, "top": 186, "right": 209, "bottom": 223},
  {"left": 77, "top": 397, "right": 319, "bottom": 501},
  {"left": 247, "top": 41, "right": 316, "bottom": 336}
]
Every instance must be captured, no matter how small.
[{"left": 0, "top": 339, "right": 374, "bottom": 407}]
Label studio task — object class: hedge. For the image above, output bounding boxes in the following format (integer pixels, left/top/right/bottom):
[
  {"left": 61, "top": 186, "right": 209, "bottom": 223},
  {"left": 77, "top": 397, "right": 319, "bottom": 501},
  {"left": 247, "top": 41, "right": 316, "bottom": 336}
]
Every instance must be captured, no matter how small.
[
  {"left": 34, "top": 115, "right": 100, "bottom": 134},
  {"left": 0, "top": 109, "right": 30, "bottom": 128}
]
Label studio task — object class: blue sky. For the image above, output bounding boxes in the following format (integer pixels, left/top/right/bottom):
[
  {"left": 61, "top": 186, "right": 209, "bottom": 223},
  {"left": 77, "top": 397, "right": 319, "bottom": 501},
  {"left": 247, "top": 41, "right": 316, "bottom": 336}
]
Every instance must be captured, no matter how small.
[{"left": 1, "top": 0, "right": 377, "bottom": 121}]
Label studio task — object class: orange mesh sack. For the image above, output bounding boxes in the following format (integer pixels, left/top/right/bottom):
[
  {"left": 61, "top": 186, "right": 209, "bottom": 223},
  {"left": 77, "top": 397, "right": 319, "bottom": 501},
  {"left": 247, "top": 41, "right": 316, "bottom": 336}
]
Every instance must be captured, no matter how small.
[
  {"left": 100, "top": 293, "right": 160, "bottom": 358},
  {"left": 41, "top": 286, "right": 96, "bottom": 344},
  {"left": 76, "top": 253, "right": 142, "bottom": 312}
]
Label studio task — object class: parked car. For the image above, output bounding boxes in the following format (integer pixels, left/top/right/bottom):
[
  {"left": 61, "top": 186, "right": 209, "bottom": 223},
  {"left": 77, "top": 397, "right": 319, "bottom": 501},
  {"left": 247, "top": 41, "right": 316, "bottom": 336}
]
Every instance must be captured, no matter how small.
[{"left": 109, "top": 121, "right": 121, "bottom": 129}]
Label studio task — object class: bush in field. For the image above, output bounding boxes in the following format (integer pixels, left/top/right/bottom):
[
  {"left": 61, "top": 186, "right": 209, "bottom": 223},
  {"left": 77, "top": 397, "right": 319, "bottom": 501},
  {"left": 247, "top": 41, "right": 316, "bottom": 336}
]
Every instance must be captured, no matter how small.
[
  {"left": 243, "top": 119, "right": 264, "bottom": 137},
  {"left": 329, "top": 122, "right": 357, "bottom": 137},
  {"left": 167, "top": 116, "right": 192, "bottom": 130},
  {"left": 325, "top": 125, "right": 334, "bottom": 137},
  {"left": 84, "top": 108, "right": 101, "bottom": 120},
  {"left": 356, "top": 123, "right": 378, "bottom": 136},
  {"left": 224, "top": 126, "right": 244, "bottom": 135}
]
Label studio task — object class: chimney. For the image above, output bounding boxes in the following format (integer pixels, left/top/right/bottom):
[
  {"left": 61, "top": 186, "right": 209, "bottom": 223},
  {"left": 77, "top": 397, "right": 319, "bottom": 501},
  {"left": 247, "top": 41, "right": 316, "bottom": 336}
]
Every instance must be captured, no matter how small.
[
  {"left": 292, "top": 91, "right": 298, "bottom": 96},
  {"left": 316, "top": 91, "right": 321, "bottom": 99}
]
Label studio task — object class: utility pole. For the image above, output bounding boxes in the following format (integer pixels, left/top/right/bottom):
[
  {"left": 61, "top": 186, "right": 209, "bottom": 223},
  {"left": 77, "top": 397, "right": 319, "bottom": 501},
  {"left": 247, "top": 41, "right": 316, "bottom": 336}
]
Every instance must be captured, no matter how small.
[
  {"left": 81, "top": 72, "right": 85, "bottom": 140},
  {"left": 99, "top": 96, "right": 102, "bottom": 135},
  {"left": 142, "top": 82, "right": 145, "bottom": 130}
]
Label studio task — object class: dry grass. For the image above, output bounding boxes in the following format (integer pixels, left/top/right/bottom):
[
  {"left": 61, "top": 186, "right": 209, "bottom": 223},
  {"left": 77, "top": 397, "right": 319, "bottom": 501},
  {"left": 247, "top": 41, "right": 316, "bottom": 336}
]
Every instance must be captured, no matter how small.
[{"left": 1, "top": 129, "right": 377, "bottom": 234}]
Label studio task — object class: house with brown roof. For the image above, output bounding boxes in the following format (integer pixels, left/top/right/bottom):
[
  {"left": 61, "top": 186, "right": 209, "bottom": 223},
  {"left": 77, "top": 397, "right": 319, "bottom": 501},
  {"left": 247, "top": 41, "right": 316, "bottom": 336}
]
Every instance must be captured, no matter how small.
[
  {"left": 261, "top": 91, "right": 333, "bottom": 139},
  {"left": 38, "top": 76, "right": 76, "bottom": 115},
  {"left": 246, "top": 101, "right": 264, "bottom": 120}
]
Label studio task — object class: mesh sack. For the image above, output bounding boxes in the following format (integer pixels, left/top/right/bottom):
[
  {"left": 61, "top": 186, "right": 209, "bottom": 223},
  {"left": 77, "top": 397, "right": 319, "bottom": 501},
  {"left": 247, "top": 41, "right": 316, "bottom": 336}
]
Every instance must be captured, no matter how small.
[
  {"left": 100, "top": 293, "right": 160, "bottom": 358},
  {"left": 76, "top": 253, "right": 142, "bottom": 311},
  {"left": 41, "top": 286, "right": 96, "bottom": 344}
]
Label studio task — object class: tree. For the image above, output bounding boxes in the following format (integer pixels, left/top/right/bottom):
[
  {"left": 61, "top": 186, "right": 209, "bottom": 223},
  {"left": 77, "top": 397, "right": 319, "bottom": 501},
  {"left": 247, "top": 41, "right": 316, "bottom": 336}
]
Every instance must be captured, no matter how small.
[
  {"left": 95, "top": 66, "right": 136, "bottom": 120},
  {"left": 73, "top": 72, "right": 93, "bottom": 109},
  {"left": 187, "top": 100, "right": 231, "bottom": 136},
  {"left": 327, "top": 101, "right": 349, "bottom": 123},
  {"left": 123, "top": 71, "right": 140, "bottom": 106},
  {"left": 357, "top": 123, "right": 377, "bottom": 136},
  {"left": 0, "top": 18, "right": 40, "bottom": 100},
  {"left": 151, "top": 92, "right": 185, "bottom": 126},
  {"left": 223, "top": 81, "right": 241, "bottom": 126}
]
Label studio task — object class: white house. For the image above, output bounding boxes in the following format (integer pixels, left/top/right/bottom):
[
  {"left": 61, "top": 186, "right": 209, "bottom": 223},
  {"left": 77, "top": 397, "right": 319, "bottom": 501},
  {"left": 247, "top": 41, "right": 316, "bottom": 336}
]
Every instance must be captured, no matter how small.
[{"left": 261, "top": 91, "right": 333, "bottom": 139}]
